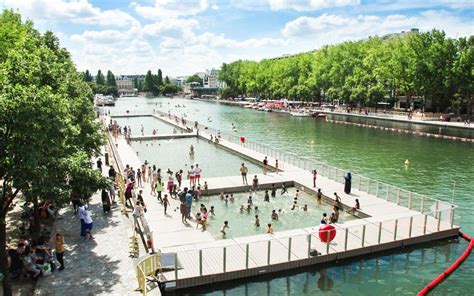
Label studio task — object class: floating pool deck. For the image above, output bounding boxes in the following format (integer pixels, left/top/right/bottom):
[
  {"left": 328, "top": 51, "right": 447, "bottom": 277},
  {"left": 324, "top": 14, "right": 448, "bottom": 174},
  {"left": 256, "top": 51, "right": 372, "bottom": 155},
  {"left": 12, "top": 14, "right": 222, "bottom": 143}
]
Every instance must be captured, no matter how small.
[{"left": 108, "top": 112, "right": 460, "bottom": 293}]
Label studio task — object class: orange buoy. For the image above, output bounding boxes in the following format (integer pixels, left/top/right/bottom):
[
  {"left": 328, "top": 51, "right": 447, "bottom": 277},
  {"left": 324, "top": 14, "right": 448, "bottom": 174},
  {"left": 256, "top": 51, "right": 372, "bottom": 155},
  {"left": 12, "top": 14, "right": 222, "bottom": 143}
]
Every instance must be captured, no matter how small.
[{"left": 319, "top": 224, "right": 336, "bottom": 243}]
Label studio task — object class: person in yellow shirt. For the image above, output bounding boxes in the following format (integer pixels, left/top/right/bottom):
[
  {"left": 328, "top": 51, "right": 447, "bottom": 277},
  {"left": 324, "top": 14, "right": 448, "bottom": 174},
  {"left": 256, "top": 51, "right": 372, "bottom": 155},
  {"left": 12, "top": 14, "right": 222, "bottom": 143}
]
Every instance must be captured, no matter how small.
[{"left": 55, "top": 233, "right": 65, "bottom": 271}]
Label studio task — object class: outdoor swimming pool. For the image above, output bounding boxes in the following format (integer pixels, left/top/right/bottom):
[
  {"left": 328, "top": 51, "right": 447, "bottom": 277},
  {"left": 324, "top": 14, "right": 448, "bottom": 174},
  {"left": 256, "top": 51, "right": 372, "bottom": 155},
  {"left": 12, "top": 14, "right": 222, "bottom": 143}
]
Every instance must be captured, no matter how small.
[
  {"left": 131, "top": 137, "right": 262, "bottom": 178},
  {"left": 192, "top": 188, "right": 357, "bottom": 239},
  {"left": 113, "top": 115, "right": 177, "bottom": 135}
]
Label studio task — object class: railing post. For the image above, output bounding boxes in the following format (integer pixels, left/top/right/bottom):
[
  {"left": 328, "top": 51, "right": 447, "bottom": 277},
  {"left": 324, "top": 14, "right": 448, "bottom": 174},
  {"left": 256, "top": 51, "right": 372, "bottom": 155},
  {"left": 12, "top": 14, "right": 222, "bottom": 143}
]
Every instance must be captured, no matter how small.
[
  {"left": 396, "top": 189, "right": 400, "bottom": 205},
  {"left": 267, "top": 241, "right": 271, "bottom": 265},
  {"left": 375, "top": 182, "right": 379, "bottom": 197},
  {"left": 437, "top": 210, "right": 442, "bottom": 231},
  {"left": 199, "top": 250, "right": 203, "bottom": 276},
  {"left": 450, "top": 206, "right": 455, "bottom": 228},
  {"left": 307, "top": 234, "right": 312, "bottom": 258},
  {"left": 378, "top": 222, "right": 382, "bottom": 244},
  {"left": 326, "top": 233, "right": 330, "bottom": 255},
  {"left": 245, "top": 244, "right": 249, "bottom": 269},
  {"left": 174, "top": 253, "right": 178, "bottom": 280},
  {"left": 288, "top": 237, "right": 292, "bottom": 261},
  {"left": 409, "top": 217, "right": 413, "bottom": 238},
  {"left": 421, "top": 196, "right": 425, "bottom": 213},
  {"left": 361, "top": 225, "right": 366, "bottom": 247},
  {"left": 223, "top": 247, "right": 227, "bottom": 272},
  {"left": 344, "top": 228, "right": 348, "bottom": 251},
  {"left": 434, "top": 201, "right": 439, "bottom": 219},
  {"left": 408, "top": 192, "right": 412, "bottom": 209},
  {"left": 393, "top": 220, "right": 398, "bottom": 241},
  {"left": 386, "top": 186, "right": 389, "bottom": 201},
  {"left": 423, "top": 215, "right": 428, "bottom": 234}
]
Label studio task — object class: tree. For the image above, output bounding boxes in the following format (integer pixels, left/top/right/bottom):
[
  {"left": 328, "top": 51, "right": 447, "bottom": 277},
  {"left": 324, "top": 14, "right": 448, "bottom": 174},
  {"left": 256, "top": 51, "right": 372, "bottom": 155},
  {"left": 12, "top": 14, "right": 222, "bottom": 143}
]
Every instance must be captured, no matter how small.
[
  {"left": 96, "top": 69, "right": 105, "bottom": 85},
  {"left": 105, "top": 70, "right": 118, "bottom": 96},
  {"left": 83, "top": 70, "right": 93, "bottom": 82},
  {"left": 0, "top": 10, "right": 107, "bottom": 295},
  {"left": 157, "top": 69, "right": 163, "bottom": 87},
  {"left": 186, "top": 74, "right": 203, "bottom": 86},
  {"left": 144, "top": 70, "right": 154, "bottom": 93}
]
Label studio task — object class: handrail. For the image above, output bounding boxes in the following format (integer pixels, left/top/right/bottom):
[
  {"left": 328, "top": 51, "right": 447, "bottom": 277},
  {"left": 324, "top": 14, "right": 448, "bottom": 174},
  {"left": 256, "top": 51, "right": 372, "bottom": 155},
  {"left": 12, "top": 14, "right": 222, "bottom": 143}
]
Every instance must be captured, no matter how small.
[
  {"left": 152, "top": 110, "right": 458, "bottom": 213},
  {"left": 417, "top": 232, "right": 473, "bottom": 295}
]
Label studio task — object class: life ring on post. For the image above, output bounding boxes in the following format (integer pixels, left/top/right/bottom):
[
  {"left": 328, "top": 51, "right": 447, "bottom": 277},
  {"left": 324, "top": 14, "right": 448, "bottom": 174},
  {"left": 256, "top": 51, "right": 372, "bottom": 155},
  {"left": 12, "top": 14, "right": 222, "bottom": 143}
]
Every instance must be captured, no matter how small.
[
  {"left": 319, "top": 224, "right": 336, "bottom": 243},
  {"left": 240, "top": 136, "right": 246, "bottom": 144}
]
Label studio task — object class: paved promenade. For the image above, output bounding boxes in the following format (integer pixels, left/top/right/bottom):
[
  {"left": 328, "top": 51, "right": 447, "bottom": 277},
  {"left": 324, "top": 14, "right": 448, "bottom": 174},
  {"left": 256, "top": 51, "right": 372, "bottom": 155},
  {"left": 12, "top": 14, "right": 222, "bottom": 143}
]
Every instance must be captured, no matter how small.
[{"left": 34, "top": 157, "right": 139, "bottom": 296}]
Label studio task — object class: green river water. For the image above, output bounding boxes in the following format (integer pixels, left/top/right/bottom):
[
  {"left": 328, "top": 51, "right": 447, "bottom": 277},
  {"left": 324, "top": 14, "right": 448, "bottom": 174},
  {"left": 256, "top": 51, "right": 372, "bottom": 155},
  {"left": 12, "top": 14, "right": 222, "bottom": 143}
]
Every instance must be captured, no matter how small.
[{"left": 107, "top": 97, "right": 473, "bottom": 295}]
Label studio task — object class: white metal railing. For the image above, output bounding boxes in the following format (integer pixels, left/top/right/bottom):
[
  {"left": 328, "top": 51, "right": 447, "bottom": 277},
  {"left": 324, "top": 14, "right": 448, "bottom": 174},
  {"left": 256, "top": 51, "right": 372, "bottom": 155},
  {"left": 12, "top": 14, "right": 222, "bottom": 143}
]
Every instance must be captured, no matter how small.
[
  {"left": 151, "top": 110, "right": 458, "bottom": 216},
  {"left": 163, "top": 206, "right": 460, "bottom": 281}
]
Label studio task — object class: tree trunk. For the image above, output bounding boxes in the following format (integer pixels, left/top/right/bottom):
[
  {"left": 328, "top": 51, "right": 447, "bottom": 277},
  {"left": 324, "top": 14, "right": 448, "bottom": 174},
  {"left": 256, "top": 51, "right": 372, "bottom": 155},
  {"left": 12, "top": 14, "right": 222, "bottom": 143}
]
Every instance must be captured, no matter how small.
[
  {"left": 32, "top": 197, "right": 40, "bottom": 241},
  {"left": 0, "top": 212, "right": 12, "bottom": 296}
]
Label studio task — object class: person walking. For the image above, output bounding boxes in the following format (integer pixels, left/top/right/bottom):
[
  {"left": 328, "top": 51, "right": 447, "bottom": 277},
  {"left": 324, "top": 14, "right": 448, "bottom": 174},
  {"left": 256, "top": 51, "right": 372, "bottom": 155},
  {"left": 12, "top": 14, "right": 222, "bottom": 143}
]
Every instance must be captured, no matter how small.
[
  {"left": 156, "top": 180, "right": 164, "bottom": 203},
  {"left": 55, "top": 233, "right": 65, "bottom": 271},
  {"left": 312, "top": 170, "right": 317, "bottom": 187},
  {"left": 136, "top": 169, "right": 142, "bottom": 187},
  {"left": 78, "top": 203, "right": 87, "bottom": 236},
  {"left": 262, "top": 156, "right": 268, "bottom": 175},
  {"left": 84, "top": 209, "right": 94, "bottom": 240},
  {"left": 163, "top": 194, "right": 170, "bottom": 215},
  {"left": 240, "top": 163, "right": 248, "bottom": 185},
  {"left": 96, "top": 158, "right": 103, "bottom": 172}
]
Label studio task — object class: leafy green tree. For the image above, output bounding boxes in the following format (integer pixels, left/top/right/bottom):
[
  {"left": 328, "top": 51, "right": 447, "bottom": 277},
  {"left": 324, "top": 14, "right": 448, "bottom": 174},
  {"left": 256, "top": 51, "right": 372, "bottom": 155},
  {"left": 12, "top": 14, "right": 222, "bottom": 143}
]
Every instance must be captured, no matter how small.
[
  {"left": 186, "top": 74, "right": 203, "bottom": 86},
  {"left": 83, "top": 69, "right": 93, "bottom": 82},
  {"left": 96, "top": 69, "right": 105, "bottom": 85},
  {"left": 144, "top": 70, "right": 154, "bottom": 92},
  {"left": 0, "top": 10, "right": 107, "bottom": 295}
]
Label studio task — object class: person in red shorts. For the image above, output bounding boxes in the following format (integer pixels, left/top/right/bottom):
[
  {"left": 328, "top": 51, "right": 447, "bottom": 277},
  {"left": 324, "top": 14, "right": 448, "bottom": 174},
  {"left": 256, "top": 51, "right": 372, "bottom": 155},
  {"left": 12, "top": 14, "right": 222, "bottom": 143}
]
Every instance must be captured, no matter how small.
[
  {"left": 194, "top": 164, "right": 202, "bottom": 185},
  {"left": 188, "top": 165, "right": 195, "bottom": 187}
]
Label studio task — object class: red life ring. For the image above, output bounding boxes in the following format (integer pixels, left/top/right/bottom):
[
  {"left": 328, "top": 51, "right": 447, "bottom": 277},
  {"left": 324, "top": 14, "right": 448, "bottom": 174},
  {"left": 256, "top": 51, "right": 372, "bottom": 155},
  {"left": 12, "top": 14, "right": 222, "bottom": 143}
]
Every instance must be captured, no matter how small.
[
  {"left": 319, "top": 224, "right": 336, "bottom": 242},
  {"left": 240, "top": 136, "right": 246, "bottom": 143}
]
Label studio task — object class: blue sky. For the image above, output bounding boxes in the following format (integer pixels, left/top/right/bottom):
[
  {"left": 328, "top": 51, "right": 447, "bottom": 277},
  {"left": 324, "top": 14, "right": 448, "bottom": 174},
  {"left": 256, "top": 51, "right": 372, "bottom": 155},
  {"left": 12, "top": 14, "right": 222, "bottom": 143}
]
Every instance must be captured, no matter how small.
[{"left": 1, "top": 0, "right": 472, "bottom": 77}]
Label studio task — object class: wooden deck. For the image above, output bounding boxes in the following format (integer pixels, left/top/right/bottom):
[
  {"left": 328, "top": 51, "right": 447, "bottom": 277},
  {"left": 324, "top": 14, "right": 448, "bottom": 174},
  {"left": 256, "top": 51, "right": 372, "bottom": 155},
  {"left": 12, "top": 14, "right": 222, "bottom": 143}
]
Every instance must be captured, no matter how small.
[{"left": 107, "top": 112, "right": 460, "bottom": 293}]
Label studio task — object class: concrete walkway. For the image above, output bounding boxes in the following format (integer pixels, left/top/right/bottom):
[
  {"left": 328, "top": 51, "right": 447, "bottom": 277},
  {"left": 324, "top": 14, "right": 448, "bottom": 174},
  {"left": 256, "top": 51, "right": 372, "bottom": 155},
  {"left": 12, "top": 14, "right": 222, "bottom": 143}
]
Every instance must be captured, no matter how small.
[{"left": 34, "top": 157, "right": 139, "bottom": 296}]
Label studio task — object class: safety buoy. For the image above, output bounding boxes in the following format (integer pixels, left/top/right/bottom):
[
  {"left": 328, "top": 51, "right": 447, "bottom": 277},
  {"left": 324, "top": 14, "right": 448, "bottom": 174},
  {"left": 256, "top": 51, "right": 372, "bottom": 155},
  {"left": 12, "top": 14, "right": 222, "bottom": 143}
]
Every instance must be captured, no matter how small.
[{"left": 319, "top": 224, "right": 336, "bottom": 243}]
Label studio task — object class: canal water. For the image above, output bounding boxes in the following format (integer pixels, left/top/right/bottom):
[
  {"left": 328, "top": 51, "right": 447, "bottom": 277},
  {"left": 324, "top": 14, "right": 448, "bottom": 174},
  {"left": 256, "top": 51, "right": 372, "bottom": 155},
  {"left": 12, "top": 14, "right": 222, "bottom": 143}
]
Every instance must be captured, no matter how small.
[{"left": 107, "top": 97, "right": 473, "bottom": 295}]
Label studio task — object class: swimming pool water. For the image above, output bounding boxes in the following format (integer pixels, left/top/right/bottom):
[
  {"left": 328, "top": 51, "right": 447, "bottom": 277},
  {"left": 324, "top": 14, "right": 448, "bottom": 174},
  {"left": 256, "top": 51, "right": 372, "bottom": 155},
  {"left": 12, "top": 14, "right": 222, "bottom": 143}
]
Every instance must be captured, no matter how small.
[
  {"left": 113, "top": 115, "right": 177, "bottom": 135},
  {"left": 131, "top": 137, "right": 262, "bottom": 178},
  {"left": 191, "top": 188, "right": 357, "bottom": 239}
]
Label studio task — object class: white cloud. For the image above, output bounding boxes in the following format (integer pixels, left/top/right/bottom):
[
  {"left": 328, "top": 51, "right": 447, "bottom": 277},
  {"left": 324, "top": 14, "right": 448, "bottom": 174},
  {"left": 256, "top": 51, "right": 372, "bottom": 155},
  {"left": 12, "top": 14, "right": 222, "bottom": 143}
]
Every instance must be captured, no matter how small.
[
  {"left": 1, "top": 0, "right": 137, "bottom": 27},
  {"left": 269, "top": 0, "right": 360, "bottom": 11},
  {"left": 142, "top": 18, "right": 199, "bottom": 39},
  {"left": 282, "top": 11, "right": 472, "bottom": 40},
  {"left": 134, "top": 0, "right": 209, "bottom": 19}
]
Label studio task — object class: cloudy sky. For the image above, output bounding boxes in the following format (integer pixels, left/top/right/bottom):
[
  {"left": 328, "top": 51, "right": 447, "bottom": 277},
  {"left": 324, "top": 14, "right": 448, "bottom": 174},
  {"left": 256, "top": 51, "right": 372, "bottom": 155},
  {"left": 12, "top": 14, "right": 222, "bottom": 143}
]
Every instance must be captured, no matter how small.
[{"left": 1, "top": 0, "right": 472, "bottom": 77}]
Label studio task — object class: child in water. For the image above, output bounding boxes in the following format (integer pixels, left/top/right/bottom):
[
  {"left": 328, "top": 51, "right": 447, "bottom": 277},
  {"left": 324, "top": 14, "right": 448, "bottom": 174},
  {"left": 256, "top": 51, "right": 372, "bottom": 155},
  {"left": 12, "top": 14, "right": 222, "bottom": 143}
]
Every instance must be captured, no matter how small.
[
  {"left": 220, "top": 221, "right": 229, "bottom": 236},
  {"left": 255, "top": 215, "right": 260, "bottom": 227}
]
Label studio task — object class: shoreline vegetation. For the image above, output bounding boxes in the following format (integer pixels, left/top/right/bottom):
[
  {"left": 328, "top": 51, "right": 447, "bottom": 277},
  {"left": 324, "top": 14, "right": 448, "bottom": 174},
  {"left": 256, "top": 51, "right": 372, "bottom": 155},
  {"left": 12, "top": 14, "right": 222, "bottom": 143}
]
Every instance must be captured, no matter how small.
[{"left": 217, "top": 29, "right": 473, "bottom": 115}]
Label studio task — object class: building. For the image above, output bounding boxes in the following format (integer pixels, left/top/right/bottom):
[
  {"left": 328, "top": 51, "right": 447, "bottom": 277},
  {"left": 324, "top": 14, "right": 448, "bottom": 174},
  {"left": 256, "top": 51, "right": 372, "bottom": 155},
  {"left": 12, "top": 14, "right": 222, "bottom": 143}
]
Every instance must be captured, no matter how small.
[
  {"left": 203, "top": 68, "right": 225, "bottom": 89},
  {"left": 174, "top": 76, "right": 188, "bottom": 87},
  {"left": 115, "top": 79, "right": 137, "bottom": 96}
]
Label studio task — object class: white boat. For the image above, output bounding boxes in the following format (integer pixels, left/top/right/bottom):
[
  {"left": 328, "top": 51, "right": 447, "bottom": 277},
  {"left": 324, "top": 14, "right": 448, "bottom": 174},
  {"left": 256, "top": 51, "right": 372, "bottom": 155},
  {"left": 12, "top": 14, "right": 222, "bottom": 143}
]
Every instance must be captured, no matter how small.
[
  {"left": 263, "top": 108, "right": 272, "bottom": 112},
  {"left": 290, "top": 111, "right": 309, "bottom": 117}
]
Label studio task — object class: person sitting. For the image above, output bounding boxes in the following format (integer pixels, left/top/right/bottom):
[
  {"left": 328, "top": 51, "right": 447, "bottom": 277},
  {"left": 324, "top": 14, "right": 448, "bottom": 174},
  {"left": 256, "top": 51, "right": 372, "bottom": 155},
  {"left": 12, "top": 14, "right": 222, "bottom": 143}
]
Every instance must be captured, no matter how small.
[
  {"left": 8, "top": 243, "right": 26, "bottom": 279},
  {"left": 23, "top": 247, "right": 45, "bottom": 279},
  {"left": 347, "top": 199, "right": 360, "bottom": 213},
  {"left": 333, "top": 192, "right": 341, "bottom": 204},
  {"left": 320, "top": 213, "right": 328, "bottom": 224}
]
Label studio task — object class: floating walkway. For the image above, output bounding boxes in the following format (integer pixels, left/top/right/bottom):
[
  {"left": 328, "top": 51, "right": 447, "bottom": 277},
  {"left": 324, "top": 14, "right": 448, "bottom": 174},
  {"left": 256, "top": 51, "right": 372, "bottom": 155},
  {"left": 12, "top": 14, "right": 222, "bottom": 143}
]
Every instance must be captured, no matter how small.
[
  {"left": 130, "top": 133, "right": 196, "bottom": 141},
  {"left": 107, "top": 111, "right": 460, "bottom": 294}
]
